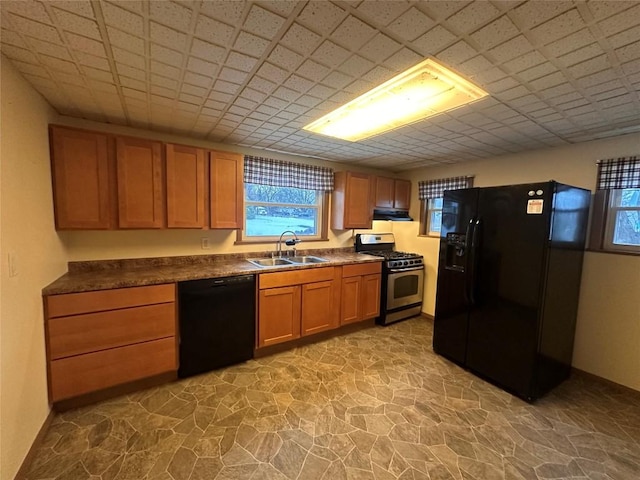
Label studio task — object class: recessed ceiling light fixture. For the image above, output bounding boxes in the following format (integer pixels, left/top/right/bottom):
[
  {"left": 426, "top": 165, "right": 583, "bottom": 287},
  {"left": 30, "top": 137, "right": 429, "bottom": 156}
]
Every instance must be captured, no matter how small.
[{"left": 303, "top": 58, "right": 489, "bottom": 142}]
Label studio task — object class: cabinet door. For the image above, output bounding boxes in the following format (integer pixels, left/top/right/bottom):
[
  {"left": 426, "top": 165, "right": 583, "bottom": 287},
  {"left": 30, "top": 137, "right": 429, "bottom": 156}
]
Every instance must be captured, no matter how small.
[
  {"left": 375, "top": 177, "right": 394, "bottom": 208},
  {"left": 394, "top": 179, "right": 411, "bottom": 210},
  {"left": 166, "top": 144, "right": 206, "bottom": 228},
  {"left": 258, "top": 286, "right": 301, "bottom": 347},
  {"left": 50, "top": 126, "right": 114, "bottom": 229},
  {"left": 341, "top": 276, "right": 362, "bottom": 325},
  {"left": 301, "top": 280, "right": 336, "bottom": 336},
  {"left": 210, "top": 151, "right": 243, "bottom": 229},
  {"left": 361, "top": 274, "right": 382, "bottom": 319},
  {"left": 332, "top": 171, "right": 372, "bottom": 229},
  {"left": 116, "top": 136, "right": 164, "bottom": 228}
]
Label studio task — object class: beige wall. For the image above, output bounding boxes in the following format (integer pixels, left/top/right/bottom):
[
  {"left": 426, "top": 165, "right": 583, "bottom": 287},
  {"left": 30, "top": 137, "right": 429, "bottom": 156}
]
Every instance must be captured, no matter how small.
[
  {"left": 0, "top": 57, "right": 67, "bottom": 480},
  {"left": 395, "top": 133, "right": 640, "bottom": 392}
]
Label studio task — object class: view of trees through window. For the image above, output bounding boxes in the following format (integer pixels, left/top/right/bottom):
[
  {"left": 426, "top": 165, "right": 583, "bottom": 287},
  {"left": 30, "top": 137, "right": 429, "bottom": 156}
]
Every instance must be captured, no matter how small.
[
  {"left": 245, "top": 183, "right": 319, "bottom": 237},
  {"left": 612, "top": 188, "right": 640, "bottom": 247}
]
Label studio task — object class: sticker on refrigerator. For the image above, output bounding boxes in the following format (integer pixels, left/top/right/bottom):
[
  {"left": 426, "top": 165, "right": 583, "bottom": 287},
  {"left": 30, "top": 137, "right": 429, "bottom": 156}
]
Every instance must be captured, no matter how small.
[{"left": 527, "top": 199, "right": 544, "bottom": 214}]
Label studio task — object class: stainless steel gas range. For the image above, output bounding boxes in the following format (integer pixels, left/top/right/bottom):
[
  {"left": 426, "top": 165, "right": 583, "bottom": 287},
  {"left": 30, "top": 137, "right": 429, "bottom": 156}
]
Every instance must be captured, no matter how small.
[{"left": 355, "top": 233, "right": 424, "bottom": 325}]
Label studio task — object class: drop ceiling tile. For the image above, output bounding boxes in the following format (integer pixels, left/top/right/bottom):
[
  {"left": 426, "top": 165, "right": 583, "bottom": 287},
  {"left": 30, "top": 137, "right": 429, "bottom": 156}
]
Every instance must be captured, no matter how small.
[
  {"left": 7, "top": 15, "right": 61, "bottom": 43},
  {"left": 530, "top": 9, "right": 586, "bottom": 45},
  {"left": 284, "top": 74, "right": 313, "bottom": 93},
  {"left": 597, "top": 3, "right": 640, "bottom": 36},
  {"left": 437, "top": 40, "right": 478, "bottom": 65},
  {"left": 607, "top": 25, "right": 640, "bottom": 49},
  {"left": 384, "top": 48, "right": 423, "bottom": 71},
  {"left": 106, "top": 27, "right": 144, "bottom": 55},
  {"left": 502, "top": 51, "right": 546, "bottom": 73},
  {"left": 280, "top": 23, "right": 321, "bottom": 56},
  {"left": 244, "top": 4, "right": 286, "bottom": 38},
  {"left": 247, "top": 76, "right": 277, "bottom": 95},
  {"left": 529, "top": 71, "right": 567, "bottom": 90},
  {"left": 255, "top": 62, "right": 287, "bottom": 85},
  {"left": 446, "top": 2, "right": 500, "bottom": 34},
  {"left": 296, "top": 59, "right": 329, "bottom": 81},
  {"left": 257, "top": 0, "right": 298, "bottom": 16},
  {"left": 615, "top": 41, "right": 640, "bottom": 63},
  {"left": 518, "top": 62, "right": 558, "bottom": 82},
  {"left": 297, "top": 1, "right": 346, "bottom": 35},
  {"left": 195, "top": 14, "right": 235, "bottom": 46},
  {"left": 362, "top": 65, "right": 394, "bottom": 85},
  {"left": 101, "top": 2, "right": 143, "bottom": 35},
  {"left": 150, "top": 43, "right": 183, "bottom": 66},
  {"left": 11, "top": 60, "right": 51, "bottom": 78},
  {"left": 312, "top": 40, "right": 350, "bottom": 68},
  {"left": 470, "top": 16, "right": 520, "bottom": 50},
  {"left": 185, "top": 56, "right": 215, "bottom": 77},
  {"left": 296, "top": 95, "right": 322, "bottom": 108},
  {"left": 488, "top": 35, "right": 534, "bottom": 63},
  {"left": 150, "top": 22, "right": 187, "bottom": 50},
  {"left": 75, "top": 51, "right": 110, "bottom": 71},
  {"left": 120, "top": 75, "right": 146, "bottom": 90},
  {"left": 40, "top": 54, "right": 79, "bottom": 73},
  {"left": 510, "top": 0, "right": 573, "bottom": 30},
  {"left": 567, "top": 55, "right": 610, "bottom": 78},
  {"left": 412, "top": 25, "right": 457, "bottom": 56},
  {"left": 234, "top": 31, "right": 270, "bottom": 57},
  {"left": 214, "top": 79, "right": 242, "bottom": 95},
  {"left": 355, "top": 0, "right": 411, "bottom": 26},
  {"left": 332, "top": 15, "right": 377, "bottom": 51},
  {"left": 52, "top": 7, "right": 100, "bottom": 39},
  {"left": 112, "top": 47, "right": 144, "bottom": 69},
  {"left": 190, "top": 38, "right": 225, "bottom": 64},
  {"left": 65, "top": 32, "right": 107, "bottom": 57},
  {"left": 198, "top": 1, "right": 244, "bottom": 25},
  {"left": 344, "top": 78, "right": 374, "bottom": 95},
  {"left": 151, "top": 60, "right": 180, "bottom": 79},
  {"left": 338, "top": 55, "right": 374, "bottom": 77},
  {"left": 387, "top": 7, "right": 434, "bottom": 42},
  {"left": 545, "top": 29, "right": 596, "bottom": 57},
  {"left": 219, "top": 66, "right": 249, "bottom": 84},
  {"left": 149, "top": 1, "right": 192, "bottom": 31},
  {"left": 358, "top": 33, "right": 402, "bottom": 62},
  {"left": 458, "top": 55, "right": 494, "bottom": 77},
  {"left": 268, "top": 45, "right": 303, "bottom": 71},
  {"left": 576, "top": 69, "right": 618, "bottom": 88},
  {"left": 25, "top": 36, "right": 70, "bottom": 61},
  {"left": 116, "top": 62, "right": 145, "bottom": 81},
  {"left": 184, "top": 70, "right": 214, "bottom": 89}
]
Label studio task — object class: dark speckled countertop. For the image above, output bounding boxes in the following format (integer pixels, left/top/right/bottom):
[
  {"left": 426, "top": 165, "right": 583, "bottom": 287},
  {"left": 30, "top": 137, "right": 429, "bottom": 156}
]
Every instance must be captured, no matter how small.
[{"left": 42, "top": 248, "right": 382, "bottom": 295}]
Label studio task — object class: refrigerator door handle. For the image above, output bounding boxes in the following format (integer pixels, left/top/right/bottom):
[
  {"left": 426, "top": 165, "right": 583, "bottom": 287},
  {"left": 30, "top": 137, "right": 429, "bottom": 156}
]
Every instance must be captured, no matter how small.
[
  {"left": 463, "top": 218, "right": 475, "bottom": 305},
  {"left": 469, "top": 218, "right": 481, "bottom": 305}
]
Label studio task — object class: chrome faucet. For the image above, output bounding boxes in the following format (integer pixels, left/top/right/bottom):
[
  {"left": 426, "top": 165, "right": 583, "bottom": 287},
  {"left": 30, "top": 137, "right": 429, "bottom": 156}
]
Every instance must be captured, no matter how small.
[{"left": 277, "top": 230, "right": 300, "bottom": 257}]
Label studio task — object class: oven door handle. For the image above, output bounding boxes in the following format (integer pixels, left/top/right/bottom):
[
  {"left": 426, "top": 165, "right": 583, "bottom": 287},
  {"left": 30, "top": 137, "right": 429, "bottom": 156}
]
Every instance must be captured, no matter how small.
[{"left": 387, "top": 266, "right": 425, "bottom": 274}]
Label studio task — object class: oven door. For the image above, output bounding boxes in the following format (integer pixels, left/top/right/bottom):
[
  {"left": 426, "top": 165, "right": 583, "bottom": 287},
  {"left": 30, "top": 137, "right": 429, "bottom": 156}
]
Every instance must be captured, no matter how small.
[{"left": 386, "top": 266, "right": 424, "bottom": 310}]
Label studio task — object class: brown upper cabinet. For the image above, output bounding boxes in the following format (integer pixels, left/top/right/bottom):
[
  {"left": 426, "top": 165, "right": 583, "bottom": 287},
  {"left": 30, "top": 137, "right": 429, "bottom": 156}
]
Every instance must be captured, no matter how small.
[
  {"left": 166, "top": 144, "right": 206, "bottom": 229},
  {"left": 210, "top": 150, "right": 243, "bottom": 229},
  {"left": 332, "top": 171, "right": 372, "bottom": 230},
  {"left": 50, "top": 126, "right": 115, "bottom": 229},
  {"left": 49, "top": 126, "right": 244, "bottom": 230},
  {"left": 374, "top": 177, "right": 411, "bottom": 210},
  {"left": 116, "top": 136, "right": 164, "bottom": 228}
]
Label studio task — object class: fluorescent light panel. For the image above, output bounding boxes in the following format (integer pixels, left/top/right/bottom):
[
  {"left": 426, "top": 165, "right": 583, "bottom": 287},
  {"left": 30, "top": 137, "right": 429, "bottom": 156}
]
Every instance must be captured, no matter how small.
[{"left": 303, "top": 58, "right": 489, "bottom": 142}]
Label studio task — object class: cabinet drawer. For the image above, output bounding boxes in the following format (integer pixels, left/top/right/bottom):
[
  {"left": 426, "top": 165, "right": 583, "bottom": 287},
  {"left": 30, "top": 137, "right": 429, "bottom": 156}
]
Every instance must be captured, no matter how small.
[
  {"left": 342, "top": 262, "right": 381, "bottom": 277},
  {"left": 48, "top": 303, "right": 176, "bottom": 360},
  {"left": 49, "top": 337, "right": 177, "bottom": 402},
  {"left": 259, "top": 267, "right": 335, "bottom": 289},
  {"left": 47, "top": 284, "right": 175, "bottom": 318}
]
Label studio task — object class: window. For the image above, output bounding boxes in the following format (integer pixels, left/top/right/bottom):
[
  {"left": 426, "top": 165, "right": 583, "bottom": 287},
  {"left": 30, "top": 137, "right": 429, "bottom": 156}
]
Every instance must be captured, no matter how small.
[
  {"left": 244, "top": 183, "right": 326, "bottom": 239},
  {"left": 418, "top": 176, "right": 473, "bottom": 236},
  {"left": 590, "top": 156, "right": 640, "bottom": 254},
  {"left": 604, "top": 188, "right": 640, "bottom": 251},
  {"left": 240, "top": 155, "right": 333, "bottom": 242}
]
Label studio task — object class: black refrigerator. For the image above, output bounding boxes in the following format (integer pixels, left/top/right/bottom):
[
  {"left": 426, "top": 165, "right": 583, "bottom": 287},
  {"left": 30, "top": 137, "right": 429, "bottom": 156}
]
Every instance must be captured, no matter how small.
[{"left": 433, "top": 181, "right": 591, "bottom": 401}]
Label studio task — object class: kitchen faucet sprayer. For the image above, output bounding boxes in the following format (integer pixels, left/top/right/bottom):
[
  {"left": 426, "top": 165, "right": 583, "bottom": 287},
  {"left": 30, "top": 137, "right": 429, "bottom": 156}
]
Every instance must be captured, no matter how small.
[{"left": 277, "top": 230, "right": 300, "bottom": 257}]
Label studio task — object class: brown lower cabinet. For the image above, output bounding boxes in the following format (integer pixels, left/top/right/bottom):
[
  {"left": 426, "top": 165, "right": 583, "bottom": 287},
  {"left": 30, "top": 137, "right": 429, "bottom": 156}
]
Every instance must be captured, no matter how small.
[
  {"left": 341, "top": 262, "right": 382, "bottom": 325},
  {"left": 44, "top": 284, "right": 177, "bottom": 403},
  {"left": 258, "top": 267, "right": 341, "bottom": 347}
]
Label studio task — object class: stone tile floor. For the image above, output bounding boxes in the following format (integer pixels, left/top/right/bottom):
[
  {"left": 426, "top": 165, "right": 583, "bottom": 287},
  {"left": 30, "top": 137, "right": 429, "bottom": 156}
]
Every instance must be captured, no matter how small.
[{"left": 26, "top": 317, "right": 640, "bottom": 479}]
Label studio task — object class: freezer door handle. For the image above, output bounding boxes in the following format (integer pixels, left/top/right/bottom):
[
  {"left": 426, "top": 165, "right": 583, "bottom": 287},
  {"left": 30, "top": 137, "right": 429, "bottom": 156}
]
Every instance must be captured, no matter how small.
[
  {"left": 463, "top": 218, "right": 475, "bottom": 305},
  {"left": 469, "top": 218, "right": 481, "bottom": 305}
]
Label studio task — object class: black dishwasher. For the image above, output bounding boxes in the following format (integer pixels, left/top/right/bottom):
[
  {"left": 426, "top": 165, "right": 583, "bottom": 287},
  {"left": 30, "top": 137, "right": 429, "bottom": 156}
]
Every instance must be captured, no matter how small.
[{"left": 178, "top": 274, "right": 255, "bottom": 378}]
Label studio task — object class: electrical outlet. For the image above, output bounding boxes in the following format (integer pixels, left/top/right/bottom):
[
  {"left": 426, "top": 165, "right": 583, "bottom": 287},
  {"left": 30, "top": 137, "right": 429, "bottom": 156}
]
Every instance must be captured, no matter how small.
[
  {"left": 201, "top": 237, "right": 210, "bottom": 250},
  {"left": 8, "top": 252, "right": 18, "bottom": 277}
]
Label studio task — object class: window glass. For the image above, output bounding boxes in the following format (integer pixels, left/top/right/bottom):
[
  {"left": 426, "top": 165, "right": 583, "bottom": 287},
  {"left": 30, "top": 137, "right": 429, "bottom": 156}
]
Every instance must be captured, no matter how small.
[
  {"left": 244, "top": 183, "right": 323, "bottom": 239},
  {"left": 419, "top": 197, "right": 443, "bottom": 236},
  {"left": 608, "top": 188, "right": 640, "bottom": 249}
]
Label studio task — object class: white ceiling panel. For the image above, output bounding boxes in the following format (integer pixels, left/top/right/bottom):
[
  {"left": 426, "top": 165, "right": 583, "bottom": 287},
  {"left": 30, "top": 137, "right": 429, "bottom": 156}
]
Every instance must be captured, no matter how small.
[{"left": 2, "top": 0, "right": 640, "bottom": 172}]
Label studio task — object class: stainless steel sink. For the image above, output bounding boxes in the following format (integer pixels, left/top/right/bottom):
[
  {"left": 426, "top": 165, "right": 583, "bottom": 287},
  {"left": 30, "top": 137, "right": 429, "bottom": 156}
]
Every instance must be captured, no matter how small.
[
  {"left": 287, "top": 256, "right": 328, "bottom": 264},
  {"left": 247, "top": 258, "right": 293, "bottom": 267}
]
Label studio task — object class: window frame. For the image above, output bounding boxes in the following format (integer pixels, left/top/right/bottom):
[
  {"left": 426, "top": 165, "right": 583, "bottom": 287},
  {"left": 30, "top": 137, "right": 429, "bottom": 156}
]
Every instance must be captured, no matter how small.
[
  {"left": 589, "top": 188, "right": 640, "bottom": 255},
  {"left": 237, "top": 185, "right": 329, "bottom": 244},
  {"left": 602, "top": 188, "right": 640, "bottom": 253},
  {"left": 419, "top": 197, "right": 443, "bottom": 237}
]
